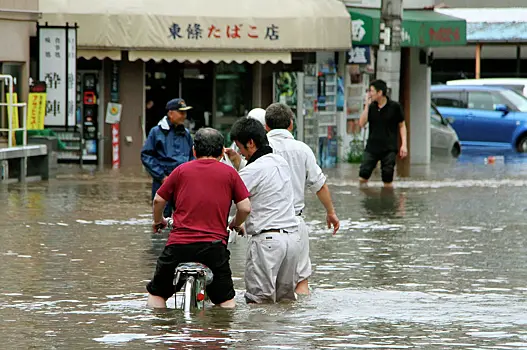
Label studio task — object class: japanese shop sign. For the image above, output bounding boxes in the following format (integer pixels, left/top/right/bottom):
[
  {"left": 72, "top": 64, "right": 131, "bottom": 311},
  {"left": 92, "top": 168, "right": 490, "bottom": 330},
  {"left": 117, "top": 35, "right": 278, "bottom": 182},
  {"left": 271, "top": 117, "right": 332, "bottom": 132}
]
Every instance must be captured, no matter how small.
[
  {"left": 168, "top": 23, "right": 280, "bottom": 42},
  {"left": 67, "top": 28, "right": 77, "bottom": 127},
  {"left": 349, "top": 9, "right": 466, "bottom": 47},
  {"left": 347, "top": 46, "right": 371, "bottom": 64},
  {"left": 27, "top": 93, "right": 47, "bottom": 130},
  {"left": 39, "top": 26, "right": 77, "bottom": 127}
]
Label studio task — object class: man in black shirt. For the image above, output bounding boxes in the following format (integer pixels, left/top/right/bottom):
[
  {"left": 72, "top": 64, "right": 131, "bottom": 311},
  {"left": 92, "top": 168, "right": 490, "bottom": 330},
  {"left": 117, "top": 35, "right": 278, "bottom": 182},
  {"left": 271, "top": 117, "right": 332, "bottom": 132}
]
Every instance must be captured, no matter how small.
[{"left": 358, "top": 80, "right": 407, "bottom": 188}]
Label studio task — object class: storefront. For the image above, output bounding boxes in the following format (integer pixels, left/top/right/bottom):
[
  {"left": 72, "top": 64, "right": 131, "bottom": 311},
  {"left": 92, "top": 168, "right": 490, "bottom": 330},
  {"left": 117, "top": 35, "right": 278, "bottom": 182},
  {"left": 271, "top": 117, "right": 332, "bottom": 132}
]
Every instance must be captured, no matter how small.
[
  {"left": 0, "top": 2, "right": 40, "bottom": 146},
  {"left": 38, "top": 0, "right": 352, "bottom": 167},
  {"left": 345, "top": 7, "right": 467, "bottom": 165},
  {"left": 432, "top": 8, "right": 527, "bottom": 82}
]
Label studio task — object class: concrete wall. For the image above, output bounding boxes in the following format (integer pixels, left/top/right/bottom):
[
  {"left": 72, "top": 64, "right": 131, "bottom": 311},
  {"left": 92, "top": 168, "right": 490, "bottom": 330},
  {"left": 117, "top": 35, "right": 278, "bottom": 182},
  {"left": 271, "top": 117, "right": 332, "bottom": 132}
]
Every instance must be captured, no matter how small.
[
  {"left": 0, "top": 0, "right": 38, "bottom": 12},
  {"left": 408, "top": 48, "right": 431, "bottom": 164},
  {"left": 119, "top": 59, "right": 145, "bottom": 167},
  {"left": 103, "top": 58, "right": 145, "bottom": 168},
  {"left": 0, "top": 3, "right": 38, "bottom": 136},
  {"left": 0, "top": 20, "right": 31, "bottom": 62},
  {"left": 0, "top": 19, "right": 32, "bottom": 100},
  {"left": 435, "top": 0, "right": 526, "bottom": 7}
]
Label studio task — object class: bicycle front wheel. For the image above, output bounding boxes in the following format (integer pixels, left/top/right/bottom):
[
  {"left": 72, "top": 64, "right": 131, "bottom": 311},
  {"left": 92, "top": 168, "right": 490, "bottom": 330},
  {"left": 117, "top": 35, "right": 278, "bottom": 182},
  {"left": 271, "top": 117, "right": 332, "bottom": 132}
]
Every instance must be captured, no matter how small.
[{"left": 183, "top": 276, "right": 196, "bottom": 313}]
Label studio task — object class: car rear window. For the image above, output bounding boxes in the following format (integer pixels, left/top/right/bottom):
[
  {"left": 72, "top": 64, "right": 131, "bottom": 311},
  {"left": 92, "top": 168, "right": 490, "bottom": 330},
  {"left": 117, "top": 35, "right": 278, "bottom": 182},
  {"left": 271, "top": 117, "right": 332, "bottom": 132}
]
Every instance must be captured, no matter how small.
[{"left": 431, "top": 92, "right": 467, "bottom": 108}]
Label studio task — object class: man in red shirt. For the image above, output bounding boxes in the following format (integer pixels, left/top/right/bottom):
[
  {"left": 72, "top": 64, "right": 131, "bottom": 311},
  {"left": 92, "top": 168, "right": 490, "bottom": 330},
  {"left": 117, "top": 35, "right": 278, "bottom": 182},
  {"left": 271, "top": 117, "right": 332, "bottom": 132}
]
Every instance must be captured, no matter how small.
[{"left": 147, "top": 128, "right": 251, "bottom": 309}]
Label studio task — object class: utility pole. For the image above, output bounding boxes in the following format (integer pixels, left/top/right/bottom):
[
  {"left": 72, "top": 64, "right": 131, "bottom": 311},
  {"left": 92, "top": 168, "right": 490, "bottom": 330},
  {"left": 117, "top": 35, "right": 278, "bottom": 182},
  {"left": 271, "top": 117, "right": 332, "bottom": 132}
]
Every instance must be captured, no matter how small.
[{"left": 377, "top": 0, "right": 403, "bottom": 102}]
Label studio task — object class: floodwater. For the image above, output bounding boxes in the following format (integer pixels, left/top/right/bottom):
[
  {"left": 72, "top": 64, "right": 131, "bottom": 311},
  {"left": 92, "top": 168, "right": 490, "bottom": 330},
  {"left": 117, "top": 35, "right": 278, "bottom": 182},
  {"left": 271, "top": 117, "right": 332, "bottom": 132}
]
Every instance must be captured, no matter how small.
[{"left": 1, "top": 153, "right": 527, "bottom": 349}]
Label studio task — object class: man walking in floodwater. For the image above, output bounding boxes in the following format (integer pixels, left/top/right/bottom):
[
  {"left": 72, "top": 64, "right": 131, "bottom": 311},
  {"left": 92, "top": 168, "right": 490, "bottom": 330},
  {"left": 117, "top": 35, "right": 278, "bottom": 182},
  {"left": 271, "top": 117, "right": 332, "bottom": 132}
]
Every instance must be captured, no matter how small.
[
  {"left": 264, "top": 102, "right": 340, "bottom": 295},
  {"left": 141, "top": 98, "right": 194, "bottom": 217},
  {"left": 230, "top": 117, "right": 301, "bottom": 303},
  {"left": 358, "top": 80, "right": 407, "bottom": 188}
]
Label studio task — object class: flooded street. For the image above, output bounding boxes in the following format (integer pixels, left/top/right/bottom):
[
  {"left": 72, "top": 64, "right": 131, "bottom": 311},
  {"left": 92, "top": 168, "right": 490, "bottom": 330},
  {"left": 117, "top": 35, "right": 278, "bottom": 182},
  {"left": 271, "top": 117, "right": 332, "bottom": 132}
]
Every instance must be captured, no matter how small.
[{"left": 1, "top": 155, "right": 527, "bottom": 349}]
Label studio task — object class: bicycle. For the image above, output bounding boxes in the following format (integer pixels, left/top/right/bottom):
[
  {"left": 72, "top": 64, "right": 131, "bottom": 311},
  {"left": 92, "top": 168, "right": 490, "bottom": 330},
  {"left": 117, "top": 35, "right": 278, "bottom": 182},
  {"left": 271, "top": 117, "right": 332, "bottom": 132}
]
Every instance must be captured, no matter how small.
[{"left": 157, "top": 217, "right": 214, "bottom": 313}]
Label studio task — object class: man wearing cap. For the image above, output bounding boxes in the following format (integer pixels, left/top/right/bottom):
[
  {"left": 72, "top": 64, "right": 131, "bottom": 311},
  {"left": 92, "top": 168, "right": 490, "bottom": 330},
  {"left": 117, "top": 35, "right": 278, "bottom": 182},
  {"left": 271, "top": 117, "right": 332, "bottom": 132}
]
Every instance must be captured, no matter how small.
[{"left": 141, "top": 98, "right": 194, "bottom": 217}]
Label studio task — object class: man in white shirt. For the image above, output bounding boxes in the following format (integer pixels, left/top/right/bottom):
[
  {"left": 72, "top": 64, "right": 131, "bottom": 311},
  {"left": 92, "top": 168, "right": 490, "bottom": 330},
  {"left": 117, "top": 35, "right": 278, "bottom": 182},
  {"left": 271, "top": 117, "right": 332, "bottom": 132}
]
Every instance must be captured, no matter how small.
[
  {"left": 264, "top": 103, "right": 340, "bottom": 295},
  {"left": 228, "top": 117, "right": 301, "bottom": 303},
  {"left": 222, "top": 108, "right": 266, "bottom": 169}
]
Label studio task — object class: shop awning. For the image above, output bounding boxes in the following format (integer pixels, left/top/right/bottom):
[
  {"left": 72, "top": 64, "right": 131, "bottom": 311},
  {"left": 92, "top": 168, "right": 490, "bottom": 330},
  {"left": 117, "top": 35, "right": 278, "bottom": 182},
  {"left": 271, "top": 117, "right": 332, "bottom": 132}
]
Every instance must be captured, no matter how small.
[
  {"left": 39, "top": 0, "right": 352, "bottom": 62},
  {"left": 77, "top": 49, "right": 121, "bottom": 60},
  {"left": 435, "top": 8, "right": 527, "bottom": 43},
  {"left": 348, "top": 7, "right": 467, "bottom": 47},
  {"left": 129, "top": 51, "right": 291, "bottom": 64}
]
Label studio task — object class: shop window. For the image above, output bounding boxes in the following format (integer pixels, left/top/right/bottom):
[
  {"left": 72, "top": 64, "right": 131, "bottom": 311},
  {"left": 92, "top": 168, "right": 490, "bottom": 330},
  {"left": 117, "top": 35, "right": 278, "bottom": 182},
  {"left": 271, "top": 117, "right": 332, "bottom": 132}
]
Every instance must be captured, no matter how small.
[{"left": 431, "top": 92, "right": 467, "bottom": 108}]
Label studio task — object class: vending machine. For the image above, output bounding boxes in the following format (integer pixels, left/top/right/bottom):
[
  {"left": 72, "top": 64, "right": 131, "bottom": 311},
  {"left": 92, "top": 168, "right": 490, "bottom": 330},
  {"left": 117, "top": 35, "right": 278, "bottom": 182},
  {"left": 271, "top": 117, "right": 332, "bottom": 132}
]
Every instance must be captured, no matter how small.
[
  {"left": 272, "top": 60, "right": 340, "bottom": 167},
  {"left": 81, "top": 73, "right": 97, "bottom": 159},
  {"left": 273, "top": 69, "right": 318, "bottom": 157},
  {"left": 78, "top": 71, "right": 100, "bottom": 162}
]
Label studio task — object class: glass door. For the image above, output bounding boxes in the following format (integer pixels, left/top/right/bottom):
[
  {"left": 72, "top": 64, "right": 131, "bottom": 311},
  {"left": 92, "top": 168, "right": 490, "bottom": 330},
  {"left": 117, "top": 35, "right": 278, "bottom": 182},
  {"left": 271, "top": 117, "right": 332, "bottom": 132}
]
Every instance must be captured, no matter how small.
[
  {"left": 214, "top": 63, "right": 252, "bottom": 144},
  {"left": 180, "top": 62, "right": 213, "bottom": 133}
]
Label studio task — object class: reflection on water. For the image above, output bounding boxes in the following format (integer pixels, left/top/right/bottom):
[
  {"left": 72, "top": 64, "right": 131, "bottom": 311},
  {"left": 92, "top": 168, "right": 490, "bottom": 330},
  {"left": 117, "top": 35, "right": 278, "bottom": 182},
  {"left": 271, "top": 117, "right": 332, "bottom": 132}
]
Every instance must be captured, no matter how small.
[
  {"left": 1, "top": 158, "right": 527, "bottom": 348},
  {"left": 359, "top": 187, "right": 407, "bottom": 218}
]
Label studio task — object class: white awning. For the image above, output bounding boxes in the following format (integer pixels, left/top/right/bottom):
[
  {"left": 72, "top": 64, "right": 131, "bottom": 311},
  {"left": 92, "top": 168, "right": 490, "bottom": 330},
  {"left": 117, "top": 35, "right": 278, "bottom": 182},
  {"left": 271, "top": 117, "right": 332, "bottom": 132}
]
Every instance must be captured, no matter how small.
[
  {"left": 39, "top": 0, "right": 352, "bottom": 52},
  {"left": 128, "top": 51, "right": 291, "bottom": 64},
  {"left": 77, "top": 49, "right": 121, "bottom": 60}
]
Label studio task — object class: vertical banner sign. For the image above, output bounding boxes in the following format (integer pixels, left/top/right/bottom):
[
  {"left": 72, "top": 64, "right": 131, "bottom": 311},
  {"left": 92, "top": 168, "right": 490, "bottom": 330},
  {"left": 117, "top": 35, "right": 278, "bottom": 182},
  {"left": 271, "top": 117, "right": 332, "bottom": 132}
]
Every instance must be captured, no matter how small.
[
  {"left": 27, "top": 93, "right": 47, "bottom": 130},
  {"left": 110, "top": 62, "right": 120, "bottom": 102},
  {"left": 39, "top": 28, "right": 67, "bottom": 126},
  {"left": 67, "top": 27, "right": 77, "bottom": 127},
  {"left": 110, "top": 62, "right": 120, "bottom": 169}
]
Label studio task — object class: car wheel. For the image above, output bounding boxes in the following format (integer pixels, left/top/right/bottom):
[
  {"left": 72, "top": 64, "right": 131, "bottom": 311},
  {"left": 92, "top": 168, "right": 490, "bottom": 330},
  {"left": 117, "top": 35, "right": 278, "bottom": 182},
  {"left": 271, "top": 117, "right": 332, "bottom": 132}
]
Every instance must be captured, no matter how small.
[
  {"left": 451, "top": 143, "right": 461, "bottom": 158},
  {"left": 517, "top": 136, "right": 527, "bottom": 153}
]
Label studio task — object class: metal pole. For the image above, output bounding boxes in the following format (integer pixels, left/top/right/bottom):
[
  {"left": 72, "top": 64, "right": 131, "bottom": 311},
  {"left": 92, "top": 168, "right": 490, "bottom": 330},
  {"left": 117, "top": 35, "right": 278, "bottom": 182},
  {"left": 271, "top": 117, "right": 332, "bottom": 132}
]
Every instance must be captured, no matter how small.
[
  {"left": 516, "top": 45, "right": 521, "bottom": 77},
  {"left": 296, "top": 72, "right": 304, "bottom": 142},
  {"left": 22, "top": 103, "right": 27, "bottom": 146},
  {"left": 7, "top": 75, "right": 13, "bottom": 148},
  {"left": 475, "top": 44, "right": 481, "bottom": 79},
  {"left": 377, "top": 0, "right": 403, "bottom": 102},
  {"left": 65, "top": 23, "right": 69, "bottom": 131},
  {"left": 20, "top": 102, "right": 27, "bottom": 182}
]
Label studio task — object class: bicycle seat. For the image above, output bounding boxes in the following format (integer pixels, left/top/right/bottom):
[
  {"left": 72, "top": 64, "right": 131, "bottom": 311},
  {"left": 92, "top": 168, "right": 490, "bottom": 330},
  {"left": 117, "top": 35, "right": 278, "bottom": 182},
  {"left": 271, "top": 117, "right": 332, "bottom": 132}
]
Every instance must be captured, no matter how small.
[{"left": 175, "top": 262, "right": 213, "bottom": 285}]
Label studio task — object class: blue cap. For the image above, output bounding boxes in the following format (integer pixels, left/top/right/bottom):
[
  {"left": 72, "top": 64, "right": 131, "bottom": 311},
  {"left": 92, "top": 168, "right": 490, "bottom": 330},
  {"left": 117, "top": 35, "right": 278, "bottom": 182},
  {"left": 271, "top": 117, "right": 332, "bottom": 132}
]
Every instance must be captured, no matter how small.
[{"left": 166, "top": 98, "right": 192, "bottom": 111}]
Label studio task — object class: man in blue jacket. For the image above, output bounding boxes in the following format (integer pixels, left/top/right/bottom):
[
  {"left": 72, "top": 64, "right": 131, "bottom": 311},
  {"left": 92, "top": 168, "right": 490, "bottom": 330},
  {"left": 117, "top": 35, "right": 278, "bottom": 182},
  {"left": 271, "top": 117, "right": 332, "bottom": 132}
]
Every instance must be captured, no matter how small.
[{"left": 141, "top": 98, "right": 194, "bottom": 217}]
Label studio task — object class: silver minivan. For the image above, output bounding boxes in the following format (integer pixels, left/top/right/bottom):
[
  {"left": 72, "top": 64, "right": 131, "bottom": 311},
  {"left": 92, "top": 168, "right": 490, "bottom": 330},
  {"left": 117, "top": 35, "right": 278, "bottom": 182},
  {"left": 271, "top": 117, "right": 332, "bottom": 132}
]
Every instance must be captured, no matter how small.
[{"left": 431, "top": 102, "right": 461, "bottom": 157}]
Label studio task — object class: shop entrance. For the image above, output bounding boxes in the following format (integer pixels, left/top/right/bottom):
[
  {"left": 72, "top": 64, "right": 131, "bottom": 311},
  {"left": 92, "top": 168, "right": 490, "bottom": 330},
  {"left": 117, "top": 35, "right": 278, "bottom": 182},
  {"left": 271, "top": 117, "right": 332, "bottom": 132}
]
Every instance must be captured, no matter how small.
[
  {"left": 145, "top": 61, "right": 213, "bottom": 135},
  {"left": 145, "top": 61, "right": 180, "bottom": 135},
  {"left": 180, "top": 63, "right": 213, "bottom": 131}
]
